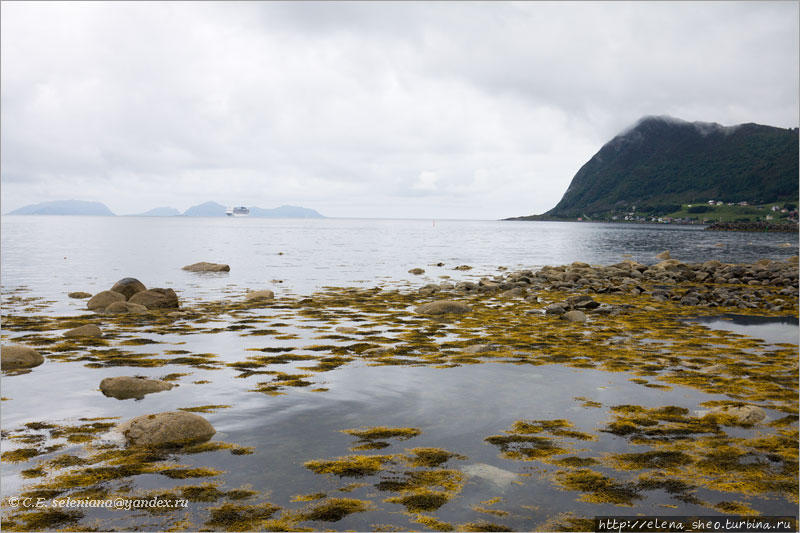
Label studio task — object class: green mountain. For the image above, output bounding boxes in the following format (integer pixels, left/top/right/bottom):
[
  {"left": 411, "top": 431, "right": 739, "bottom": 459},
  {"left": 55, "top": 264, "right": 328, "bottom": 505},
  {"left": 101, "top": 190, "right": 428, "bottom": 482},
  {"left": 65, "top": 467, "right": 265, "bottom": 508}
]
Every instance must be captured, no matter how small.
[
  {"left": 7, "top": 200, "right": 115, "bottom": 216},
  {"left": 535, "top": 116, "right": 798, "bottom": 219}
]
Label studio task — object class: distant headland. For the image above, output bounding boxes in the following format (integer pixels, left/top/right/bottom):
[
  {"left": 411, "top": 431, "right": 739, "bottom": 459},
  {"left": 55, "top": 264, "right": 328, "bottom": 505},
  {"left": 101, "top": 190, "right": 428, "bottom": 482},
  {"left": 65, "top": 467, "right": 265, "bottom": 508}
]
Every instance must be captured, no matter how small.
[
  {"left": 508, "top": 115, "right": 799, "bottom": 226},
  {"left": 5, "top": 200, "right": 325, "bottom": 219}
]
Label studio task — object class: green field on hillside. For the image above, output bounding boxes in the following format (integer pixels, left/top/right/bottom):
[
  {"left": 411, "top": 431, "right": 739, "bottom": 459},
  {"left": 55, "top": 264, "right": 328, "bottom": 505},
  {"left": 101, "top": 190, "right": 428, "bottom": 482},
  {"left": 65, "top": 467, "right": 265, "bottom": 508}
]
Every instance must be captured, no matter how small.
[{"left": 664, "top": 202, "right": 796, "bottom": 222}]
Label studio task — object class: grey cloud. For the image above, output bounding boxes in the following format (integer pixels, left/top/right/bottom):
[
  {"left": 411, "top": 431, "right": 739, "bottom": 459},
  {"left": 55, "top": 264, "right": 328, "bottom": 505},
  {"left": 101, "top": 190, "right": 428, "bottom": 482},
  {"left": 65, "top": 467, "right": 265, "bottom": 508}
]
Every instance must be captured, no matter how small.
[{"left": 1, "top": 2, "right": 797, "bottom": 219}]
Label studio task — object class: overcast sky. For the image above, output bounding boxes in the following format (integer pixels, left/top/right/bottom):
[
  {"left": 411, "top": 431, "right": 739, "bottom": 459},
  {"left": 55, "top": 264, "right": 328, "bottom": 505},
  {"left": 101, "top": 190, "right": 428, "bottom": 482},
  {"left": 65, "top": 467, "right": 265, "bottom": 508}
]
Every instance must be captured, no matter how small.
[{"left": 2, "top": 2, "right": 798, "bottom": 218}]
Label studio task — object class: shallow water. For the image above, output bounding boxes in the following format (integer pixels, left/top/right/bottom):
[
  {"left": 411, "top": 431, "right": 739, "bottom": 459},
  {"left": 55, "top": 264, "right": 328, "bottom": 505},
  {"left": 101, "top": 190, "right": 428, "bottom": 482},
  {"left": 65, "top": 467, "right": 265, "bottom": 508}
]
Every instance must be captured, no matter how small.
[
  {"left": 1, "top": 217, "right": 798, "bottom": 530},
  {"left": 2, "top": 216, "right": 797, "bottom": 313},
  {"left": 689, "top": 314, "right": 799, "bottom": 346}
]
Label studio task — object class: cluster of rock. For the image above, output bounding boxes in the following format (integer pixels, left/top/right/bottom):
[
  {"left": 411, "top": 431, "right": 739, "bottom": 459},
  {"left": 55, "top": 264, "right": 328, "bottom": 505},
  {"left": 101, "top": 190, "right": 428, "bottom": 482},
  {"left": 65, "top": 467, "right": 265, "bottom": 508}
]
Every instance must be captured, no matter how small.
[
  {"left": 706, "top": 221, "right": 798, "bottom": 233},
  {"left": 86, "top": 278, "right": 179, "bottom": 313},
  {"left": 418, "top": 257, "right": 797, "bottom": 312}
]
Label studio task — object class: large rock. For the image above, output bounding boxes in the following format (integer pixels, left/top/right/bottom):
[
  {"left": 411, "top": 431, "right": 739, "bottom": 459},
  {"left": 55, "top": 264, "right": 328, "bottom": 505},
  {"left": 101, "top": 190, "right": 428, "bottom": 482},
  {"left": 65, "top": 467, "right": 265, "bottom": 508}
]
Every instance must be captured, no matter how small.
[
  {"left": 1, "top": 345, "right": 44, "bottom": 370},
  {"left": 129, "top": 288, "right": 179, "bottom": 310},
  {"left": 708, "top": 405, "right": 766, "bottom": 426},
  {"left": 408, "top": 268, "right": 425, "bottom": 275},
  {"left": 563, "top": 310, "right": 587, "bottom": 323},
  {"left": 100, "top": 376, "right": 174, "bottom": 400},
  {"left": 105, "top": 301, "right": 149, "bottom": 314},
  {"left": 87, "top": 290, "right": 126, "bottom": 311},
  {"left": 182, "top": 262, "right": 230, "bottom": 272},
  {"left": 64, "top": 324, "right": 102, "bottom": 338},
  {"left": 110, "top": 278, "right": 147, "bottom": 300},
  {"left": 118, "top": 411, "right": 215, "bottom": 447},
  {"left": 545, "top": 303, "right": 566, "bottom": 315},
  {"left": 415, "top": 300, "right": 472, "bottom": 315},
  {"left": 245, "top": 290, "right": 274, "bottom": 301}
]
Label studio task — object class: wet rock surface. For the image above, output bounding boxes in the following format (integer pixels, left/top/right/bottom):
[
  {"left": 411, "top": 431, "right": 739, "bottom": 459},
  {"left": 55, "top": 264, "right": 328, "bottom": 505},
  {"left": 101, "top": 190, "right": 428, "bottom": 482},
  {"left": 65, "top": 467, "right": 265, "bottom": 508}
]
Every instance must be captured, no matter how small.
[
  {"left": 118, "top": 411, "right": 216, "bottom": 447},
  {"left": 128, "top": 288, "right": 179, "bottom": 309},
  {"left": 110, "top": 277, "right": 147, "bottom": 300},
  {"left": 415, "top": 300, "right": 472, "bottom": 315},
  {"left": 100, "top": 376, "right": 174, "bottom": 400},
  {"left": 245, "top": 290, "right": 275, "bottom": 301},
  {"left": 87, "top": 290, "right": 125, "bottom": 311},
  {"left": 1, "top": 345, "right": 44, "bottom": 370},
  {"left": 63, "top": 324, "right": 102, "bottom": 338},
  {"left": 68, "top": 291, "right": 92, "bottom": 299},
  {"left": 182, "top": 262, "right": 230, "bottom": 272}
]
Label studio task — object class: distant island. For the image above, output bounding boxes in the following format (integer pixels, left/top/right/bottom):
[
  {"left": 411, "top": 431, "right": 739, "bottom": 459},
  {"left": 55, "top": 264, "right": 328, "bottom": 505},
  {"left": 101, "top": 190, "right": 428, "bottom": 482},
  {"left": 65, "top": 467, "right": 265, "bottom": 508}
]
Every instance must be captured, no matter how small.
[
  {"left": 508, "top": 115, "right": 799, "bottom": 225},
  {"left": 6, "top": 200, "right": 115, "bottom": 216},
  {"left": 6, "top": 200, "right": 325, "bottom": 219}
]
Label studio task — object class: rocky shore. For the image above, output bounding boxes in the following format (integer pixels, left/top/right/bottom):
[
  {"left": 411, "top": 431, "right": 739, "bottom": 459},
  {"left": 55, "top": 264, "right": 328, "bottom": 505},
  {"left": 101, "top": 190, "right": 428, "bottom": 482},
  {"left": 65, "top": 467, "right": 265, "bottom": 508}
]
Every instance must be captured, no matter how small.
[
  {"left": 1, "top": 254, "right": 798, "bottom": 532},
  {"left": 706, "top": 221, "right": 799, "bottom": 232},
  {"left": 418, "top": 255, "right": 798, "bottom": 313}
]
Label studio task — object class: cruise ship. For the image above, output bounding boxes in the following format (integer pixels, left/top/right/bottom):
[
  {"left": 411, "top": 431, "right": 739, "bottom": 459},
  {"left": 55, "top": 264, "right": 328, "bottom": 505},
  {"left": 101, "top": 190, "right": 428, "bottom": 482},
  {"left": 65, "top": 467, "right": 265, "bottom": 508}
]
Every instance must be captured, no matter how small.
[{"left": 225, "top": 206, "right": 250, "bottom": 217}]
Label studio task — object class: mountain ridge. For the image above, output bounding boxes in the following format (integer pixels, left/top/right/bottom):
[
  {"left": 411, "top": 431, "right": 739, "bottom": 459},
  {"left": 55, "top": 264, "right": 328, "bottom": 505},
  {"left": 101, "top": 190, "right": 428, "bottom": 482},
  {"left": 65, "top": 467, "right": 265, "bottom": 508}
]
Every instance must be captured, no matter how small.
[
  {"left": 520, "top": 116, "right": 799, "bottom": 219},
  {"left": 6, "top": 200, "right": 325, "bottom": 218}
]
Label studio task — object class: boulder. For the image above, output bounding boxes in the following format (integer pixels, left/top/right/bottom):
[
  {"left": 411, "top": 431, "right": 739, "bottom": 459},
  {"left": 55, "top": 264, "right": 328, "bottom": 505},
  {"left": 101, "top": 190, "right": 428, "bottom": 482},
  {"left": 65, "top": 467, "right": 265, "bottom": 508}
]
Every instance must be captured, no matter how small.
[
  {"left": 567, "top": 295, "right": 599, "bottom": 310},
  {"left": 68, "top": 292, "right": 92, "bottom": 299},
  {"left": 453, "top": 265, "right": 472, "bottom": 271},
  {"left": 463, "top": 344, "right": 500, "bottom": 354},
  {"left": 563, "top": 310, "right": 587, "bottom": 323},
  {"left": 87, "top": 290, "right": 126, "bottom": 311},
  {"left": 182, "top": 262, "right": 230, "bottom": 272},
  {"left": 415, "top": 300, "right": 472, "bottom": 315},
  {"left": 408, "top": 268, "right": 425, "bottom": 275},
  {"left": 335, "top": 326, "right": 358, "bottom": 334},
  {"left": 245, "top": 290, "right": 275, "bottom": 301},
  {"left": 545, "top": 303, "right": 566, "bottom": 315},
  {"left": 110, "top": 278, "right": 147, "bottom": 300},
  {"left": 499, "top": 287, "right": 525, "bottom": 298},
  {"left": 64, "top": 324, "right": 102, "bottom": 338},
  {"left": 708, "top": 405, "right": 766, "bottom": 426},
  {"left": 655, "top": 250, "right": 671, "bottom": 260},
  {"left": 129, "top": 288, "right": 179, "bottom": 309},
  {"left": 100, "top": 376, "right": 174, "bottom": 400},
  {"left": 117, "top": 411, "right": 215, "bottom": 447},
  {"left": 1, "top": 345, "right": 44, "bottom": 370},
  {"left": 105, "top": 301, "right": 149, "bottom": 314}
]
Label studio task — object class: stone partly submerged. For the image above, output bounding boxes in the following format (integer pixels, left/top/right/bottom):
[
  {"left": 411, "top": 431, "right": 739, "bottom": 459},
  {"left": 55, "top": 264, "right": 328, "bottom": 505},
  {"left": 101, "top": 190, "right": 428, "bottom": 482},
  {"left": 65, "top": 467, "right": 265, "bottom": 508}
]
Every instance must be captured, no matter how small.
[
  {"left": 1, "top": 345, "right": 44, "bottom": 370},
  {"left": 245, "top": 290, "right": 275, "bottom": 301},
  {"left": 87, "top": 290, "right": 126, "bottom": 311},
  {"left": 63, "top": 324, "right": 103, "bottom": 338},
  {"left": 460, "top": 463, "right": 519, "bottom": 490},
  {"left": 110, "top": 277, "right": 147, "bottom": 300},
  {"left": 182, "top": 262, "right": 230, "bottom": 272},
  {"left": 117, "top": 411, "right": 215, "bottom": 447},
  {"left": 68, "top": 291, "right": 92, "bottom": 299},
  {"left": 100, "top": 376, "right": 174, "bottom": 400},
  {"left": 128, "top": 288, "right": 180, "bottom": 310},
  {"left": 562, "top": 310, "right": 587, "bottom": 323},
  {"left": 708, "top": 404, "right": 767, "bottom": 425},
  {"left": 415, "top": 300, "right": 472, "bottom": 315},
  {"left": 408, "top": 268, "right": 425, "bottom": 275}
]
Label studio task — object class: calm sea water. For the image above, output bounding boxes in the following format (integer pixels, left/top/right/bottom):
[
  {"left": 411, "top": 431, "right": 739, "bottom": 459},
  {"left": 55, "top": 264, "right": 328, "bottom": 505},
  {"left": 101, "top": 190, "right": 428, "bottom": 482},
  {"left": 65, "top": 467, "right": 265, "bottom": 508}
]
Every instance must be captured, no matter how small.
[
  {"left": 1, "top": 216, "right": 797, "bottom": 530},
  {"left": 1, "top": 216, "right": 797, "bottom": 309}
]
